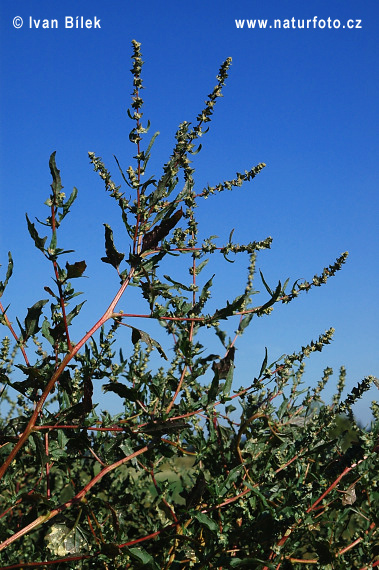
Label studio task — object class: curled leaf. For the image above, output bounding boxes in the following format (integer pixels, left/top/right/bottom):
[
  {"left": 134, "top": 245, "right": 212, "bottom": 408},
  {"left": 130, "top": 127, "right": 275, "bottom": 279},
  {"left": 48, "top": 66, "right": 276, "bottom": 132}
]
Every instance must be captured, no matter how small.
[
  {"left": 101, "top": 224, "right": 125, "bottom": 270},
  {"left": 130, "top": 326, "right": 167, "bottom": 359},
  {"left": 23, "top": 299, "right": 49, "bottom": 340}
]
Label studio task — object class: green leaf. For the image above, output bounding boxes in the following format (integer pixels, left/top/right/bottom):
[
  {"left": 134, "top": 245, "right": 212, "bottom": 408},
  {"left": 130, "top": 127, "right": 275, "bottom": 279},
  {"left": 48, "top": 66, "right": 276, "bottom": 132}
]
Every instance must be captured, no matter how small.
[
  {"left": 215, "top": 326, "right": 227, "bottom": 347},
  {"left": 194, "top": 258, "right": 209, "bottom": 275},
  {"left": 258, "top": 347, "right": 268, "bottom": 378},
  {"left": 238, "top": 312, "right": 253, "bottom": 334},
  {"left": 41, "top": 318, "right": 55, "bottom": 346},
  {"left": 113, "top": 154, "right": 130, "bottom": 186},
  {"left": 138, "top": 419, "right": 189, "bottom": 435},
  {"left": 59, "top": 186, "right": 78, "bottom": 223},
  {"left": 230, "top": 558, "right": 271, "bottom": 568},
  {"left": 149, "top": 201, "right": 176, "bottom": 227},
  {"left": 213, "top": 294, "right": 246, "bottom": 321},
  {"left": 128, "top": 547, "right": 159, "bottom": 568},
  {"left": 207, "top": 370, "right": 219, "bottom": 405},
  {"left": 65, "top": 301, "right": 86, "bottom": 327},
  {"left": 0, "top": 251, "right": 13, "bottom": 297},
  {"left": 25, "top": 214, "right": 47, "bottom": 252},
  {"left": 222, "top": 359, "right": 234, "bottom": 398},
  {"left": 66, "top": 260, "right": 87, "bottom": 279},
  {"left": 259, "top": 270, "right": 273, "bottom": 295},
  {"left": 101, "top": 224, "right": 125, "bottom": 270},
  {"left": 191, "top": 274, "right": 214, "bottom": 317},
  {"left": 48, "top": 229, "right": 57, "bottom": 255},
  {"left": 23, "top": 299, "right": 49, "bottom": 340},
  {"left": 219, "top": 465, "right": 243, "bottom": 495},
  {"left": 119, "top": 440, "right": 136, "bottom": 460},
  {"left": 49, "top": 151, "right": 63, "bottom": 195},
  {"left": 282, "top": 276, "right": 290, "bottom": 292},
  {"left": 193, "top": 511, "right": 218, "bottom": 532},
  {"left": 13, "top": 365, "right": 45, "bottom": 396},
  {"left": 256, "top": 281, "right": 282, "bottom": 315},
  {"left": 139, "top": 249, "right": 166, "bottom": 272},
  {"left": 163, "top": 274, "right": 192, "bottom": 291},
  {"left": 142, "top": 131, "right": 160, "bottom": 170}
]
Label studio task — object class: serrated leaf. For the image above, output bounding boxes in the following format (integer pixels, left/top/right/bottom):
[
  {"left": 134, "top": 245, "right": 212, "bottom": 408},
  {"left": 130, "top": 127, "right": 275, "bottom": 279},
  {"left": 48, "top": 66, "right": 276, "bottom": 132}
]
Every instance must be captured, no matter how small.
[
  {"left": 41, "top": 318, "right": 55, "bottom": 346},
  {"left": 190, "top": 274, "right": 214, "bottom": 317},
  {"left": 25, "top": 214, "right": 47, "bottom": 252},
  {"left": 197, "top": 354, "right": 219, "bottom": 367},
  {"left": 103, "top": 383, "right": 139, "bottom": 401},
  {"left": 59, "top": 186, "right": 78, "bottom": 223},
  {"left": 147, "top": 172, "right": 172, "bottom": 209},
  {"left": 12, "top": 365, "right": 45, "bottom": 396},
  {"left": 66, "top": 260, "right": 87, "bottom": 279},
  {"left": 139, "top": 250, "right": 166, "bottom": 273},
  {"left": 49, "top": 151, "right": 63, "bottom": 195},
  {"left": 24, "top": 299, "right": 49, "bottom": 340},
  {"left": 163, "top": 274, "right": 192, "bottom": 291},
  {"left": 213, "top": 294, "right": 246, "bottom": 321},
  {"left": 215, "top": 326, "right": 227, "bottom": 347},
  {"left": 101, "top": 224, "right": 125, "bottom": 270}
]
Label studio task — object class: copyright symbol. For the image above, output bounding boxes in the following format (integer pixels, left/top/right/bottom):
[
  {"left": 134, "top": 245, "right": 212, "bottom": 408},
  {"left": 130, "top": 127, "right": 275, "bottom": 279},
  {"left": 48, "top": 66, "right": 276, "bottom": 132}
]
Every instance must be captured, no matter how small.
[{"left": 13, "top": 16, "right": 23, "bottom": 28}]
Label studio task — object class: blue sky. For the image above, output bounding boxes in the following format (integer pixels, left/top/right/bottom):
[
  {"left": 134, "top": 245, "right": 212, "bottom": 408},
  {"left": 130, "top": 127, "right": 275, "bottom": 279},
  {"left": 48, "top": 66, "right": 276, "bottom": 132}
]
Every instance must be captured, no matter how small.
[{"left": 0, "top": 0, "right": 378, "bottom": 424}]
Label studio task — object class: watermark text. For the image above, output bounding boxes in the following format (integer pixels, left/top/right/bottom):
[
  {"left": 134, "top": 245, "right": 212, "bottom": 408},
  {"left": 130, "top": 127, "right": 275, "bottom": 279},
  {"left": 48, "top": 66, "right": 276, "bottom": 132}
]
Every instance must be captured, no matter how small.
[
  {"left": 235, "top": 17, "right": 362, "bottom": 30},
  {"left": 13, "top": 16, "right": 101, "bottom": 29}
]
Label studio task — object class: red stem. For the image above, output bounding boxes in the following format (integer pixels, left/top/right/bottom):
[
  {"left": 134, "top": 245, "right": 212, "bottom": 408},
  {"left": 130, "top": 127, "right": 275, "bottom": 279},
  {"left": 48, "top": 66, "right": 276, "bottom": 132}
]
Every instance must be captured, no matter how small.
[
  {"left": 0, "top": 438, "right": 149, "bottom": 552},
  {"left": 262, "top": 457, "right": 368, "bottom": 569},
  {"left": 0, "top": 266, "right": 135, "bottom": 483},
  {"left": 45, "top": 432, "right": 51, "bottom": 499}
]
